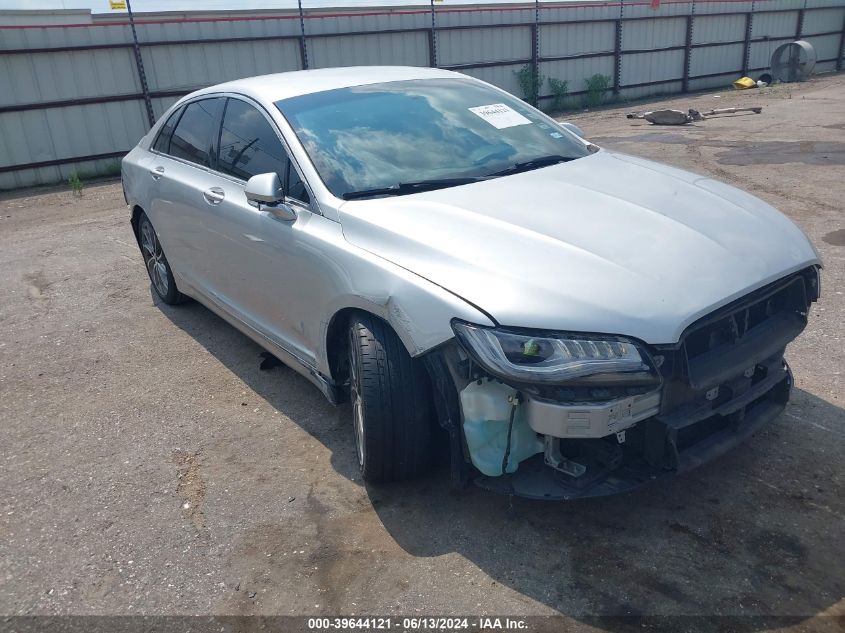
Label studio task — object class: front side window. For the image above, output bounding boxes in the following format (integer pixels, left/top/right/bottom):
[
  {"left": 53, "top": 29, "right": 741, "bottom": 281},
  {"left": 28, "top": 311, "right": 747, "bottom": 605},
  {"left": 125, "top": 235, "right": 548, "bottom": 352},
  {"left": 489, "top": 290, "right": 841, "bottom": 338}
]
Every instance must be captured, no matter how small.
[
  {"left": 169, "top": 98, "right": 221, "bottom": 167},
  {"left": 276, "top": 78, "right": 591, "bottom": 199},
  {"left": 217, "top": 99, "right": 289, "bottom": 182}
]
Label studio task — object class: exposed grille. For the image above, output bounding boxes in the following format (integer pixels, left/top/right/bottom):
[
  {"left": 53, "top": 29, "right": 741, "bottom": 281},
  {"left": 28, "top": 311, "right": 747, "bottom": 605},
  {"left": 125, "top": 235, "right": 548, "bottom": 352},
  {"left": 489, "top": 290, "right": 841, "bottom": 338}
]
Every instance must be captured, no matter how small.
[{"left": 656, "top": 266, "right": 818, "bottom": 418}]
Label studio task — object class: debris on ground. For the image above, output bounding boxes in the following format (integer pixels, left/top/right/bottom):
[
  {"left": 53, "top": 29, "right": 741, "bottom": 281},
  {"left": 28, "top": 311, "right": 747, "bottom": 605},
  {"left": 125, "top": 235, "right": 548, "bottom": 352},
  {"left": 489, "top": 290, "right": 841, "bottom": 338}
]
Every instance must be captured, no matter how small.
[
  {"left": 701, "top": 106, "right": 762, "bottom": 117},
  {"left": 733, "top": 76, "right": 757, "bottom": 90},
  {"left": 258, "top": 351, "right": 284, "bottom": 371},
  {"left": 626, "top": 106, "right": 762, "bottom": 125},
  {"left": 626, "top": 109, "right": 702, "bottom": 124}
]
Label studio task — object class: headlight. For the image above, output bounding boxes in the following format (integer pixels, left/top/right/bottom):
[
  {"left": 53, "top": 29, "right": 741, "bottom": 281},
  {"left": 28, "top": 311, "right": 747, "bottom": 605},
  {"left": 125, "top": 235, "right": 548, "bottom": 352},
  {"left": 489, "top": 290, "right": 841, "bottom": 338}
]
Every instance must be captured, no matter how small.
[{"left": 452, "top": 321, "right": 660, "bottom": 386}]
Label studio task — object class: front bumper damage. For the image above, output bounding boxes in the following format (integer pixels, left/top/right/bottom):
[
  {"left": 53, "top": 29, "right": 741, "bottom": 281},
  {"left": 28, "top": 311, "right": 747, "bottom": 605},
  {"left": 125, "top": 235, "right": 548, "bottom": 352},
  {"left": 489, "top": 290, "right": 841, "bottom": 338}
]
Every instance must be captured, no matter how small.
[
  {"left": 424, "top": 266, "right": 819, "bottom": 500},
  {"left": 476, "top": 362, "right": 791, "bottom": 500}
]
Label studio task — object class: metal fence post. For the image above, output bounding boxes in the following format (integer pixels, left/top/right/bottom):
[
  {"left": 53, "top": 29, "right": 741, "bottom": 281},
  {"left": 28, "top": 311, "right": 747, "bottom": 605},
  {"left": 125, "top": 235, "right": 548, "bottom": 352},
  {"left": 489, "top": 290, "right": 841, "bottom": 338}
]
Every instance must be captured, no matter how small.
[
  {"left": 297, "top": 0, "right": 309, "bottom": 70},
  {"left": 614, "top": 1, "right": 623, "bottom": 96},
  {"left": 531, "top": 0, "right": 540, "bottom": 106},
  {"left": 427, "top": 27, "right": 437, "bottom": 67},
  {"left": 125, "top": 0, "right": 154, "bottom": 128},
  {"left": 742, "top": 11, "right": 753, "bottom": 76},
  {"left": 429, "top": 0, "right": 438, "bottom": 68},
  {"left": 838, "top": 10, "right": 845, "bottom": 72},
  {"left": 682, "top": 12, "right": 693, "bottom": 93},
  {"left": 613, "top": 25, "right": 622, "bottom": 94}
]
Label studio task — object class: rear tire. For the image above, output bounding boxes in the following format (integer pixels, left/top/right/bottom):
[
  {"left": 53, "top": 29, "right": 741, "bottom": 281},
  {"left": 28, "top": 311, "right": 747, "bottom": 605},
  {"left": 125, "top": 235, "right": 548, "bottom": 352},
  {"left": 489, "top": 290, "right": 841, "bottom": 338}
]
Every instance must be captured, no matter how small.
[
  {"left": 138, "top": 212, "right": 187, "bottom": 305},
  {"left": 348, "top": 312, "right": 432, "bottom": 483}
]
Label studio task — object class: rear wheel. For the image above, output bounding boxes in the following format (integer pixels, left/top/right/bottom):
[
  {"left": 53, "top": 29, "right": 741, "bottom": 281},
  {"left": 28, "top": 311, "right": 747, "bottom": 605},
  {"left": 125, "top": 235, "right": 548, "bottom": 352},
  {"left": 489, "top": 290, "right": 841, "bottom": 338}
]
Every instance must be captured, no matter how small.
[
  {"left": 138, "top": 212, "right": 186, "bottom": 305},
  {"left": 348, "top": 312, "right": 432, "bottom": 483}
]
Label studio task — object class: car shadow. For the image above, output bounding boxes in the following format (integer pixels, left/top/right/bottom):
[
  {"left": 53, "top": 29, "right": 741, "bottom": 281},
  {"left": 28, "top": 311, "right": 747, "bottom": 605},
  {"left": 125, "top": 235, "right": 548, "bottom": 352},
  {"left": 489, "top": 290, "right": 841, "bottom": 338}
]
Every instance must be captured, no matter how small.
[
  {"left": 156, "top": 295, "right": 363, "bottom": 483},
  {"left": 157, "top": 296, "right": 845, "bottom": 629}
]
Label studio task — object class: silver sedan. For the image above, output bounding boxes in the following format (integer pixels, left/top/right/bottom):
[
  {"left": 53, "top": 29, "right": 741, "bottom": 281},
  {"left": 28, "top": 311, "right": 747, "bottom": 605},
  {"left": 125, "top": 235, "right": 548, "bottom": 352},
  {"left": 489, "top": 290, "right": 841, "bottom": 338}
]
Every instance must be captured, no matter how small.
[{"left": 122, "top": 66, "right": 821, "bottom": 499}]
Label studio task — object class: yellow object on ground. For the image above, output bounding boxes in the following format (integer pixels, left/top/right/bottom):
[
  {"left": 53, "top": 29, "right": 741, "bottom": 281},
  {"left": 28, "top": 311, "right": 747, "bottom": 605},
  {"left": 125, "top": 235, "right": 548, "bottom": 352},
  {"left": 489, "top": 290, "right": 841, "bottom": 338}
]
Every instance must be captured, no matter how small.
[{"left": 733, "top": 76, "right": 757, "bottom": 89}]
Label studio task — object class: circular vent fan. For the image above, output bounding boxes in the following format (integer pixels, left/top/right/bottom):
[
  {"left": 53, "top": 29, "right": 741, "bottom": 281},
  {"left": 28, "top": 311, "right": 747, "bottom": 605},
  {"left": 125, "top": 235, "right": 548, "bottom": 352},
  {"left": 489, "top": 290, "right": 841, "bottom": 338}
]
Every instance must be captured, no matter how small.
[{"left": 771, "top": 40, "right": 816, "bottom": 82}]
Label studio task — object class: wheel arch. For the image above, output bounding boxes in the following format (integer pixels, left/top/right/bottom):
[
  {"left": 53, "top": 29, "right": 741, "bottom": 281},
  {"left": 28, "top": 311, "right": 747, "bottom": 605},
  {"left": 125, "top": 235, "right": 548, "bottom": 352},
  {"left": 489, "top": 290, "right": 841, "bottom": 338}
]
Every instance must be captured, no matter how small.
[
  {"left": 318, "top": 279, "right": 496, "bottom": 387},
  {"left": 325, "top": 306, "right": 359, "bottom": 388},
  {"left": 322, "top": 300, "right": 438, "bottom": 388},
  {"left": 130, "top": 204, "right": 144, "bottom": 245}
]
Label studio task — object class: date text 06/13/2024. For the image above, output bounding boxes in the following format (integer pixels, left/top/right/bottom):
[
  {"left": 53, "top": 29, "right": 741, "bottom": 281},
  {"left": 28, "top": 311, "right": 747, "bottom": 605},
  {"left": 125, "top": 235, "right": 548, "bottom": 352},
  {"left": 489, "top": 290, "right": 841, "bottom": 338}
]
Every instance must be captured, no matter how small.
[{"left": 307, "top": 617, "right": 529, "bottom": 631}]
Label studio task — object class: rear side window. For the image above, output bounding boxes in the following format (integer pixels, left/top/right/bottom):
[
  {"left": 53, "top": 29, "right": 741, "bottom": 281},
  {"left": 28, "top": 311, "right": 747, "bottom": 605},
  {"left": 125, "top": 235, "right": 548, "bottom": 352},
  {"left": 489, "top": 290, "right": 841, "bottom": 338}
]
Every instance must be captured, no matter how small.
[
  {"left": 169, "top": 98, "right": 221, "bottom": 167},
  {"left": 152, "top": 106, "right": 182, "bottom": 154},
  {"left": 218, "top": 98, "right": 288, "bottom": 182}
]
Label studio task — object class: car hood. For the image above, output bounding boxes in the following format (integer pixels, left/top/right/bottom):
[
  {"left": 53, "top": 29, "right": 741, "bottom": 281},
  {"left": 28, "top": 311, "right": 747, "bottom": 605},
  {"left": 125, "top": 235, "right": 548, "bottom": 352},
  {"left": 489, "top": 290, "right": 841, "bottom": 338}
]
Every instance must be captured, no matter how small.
[{"left": 337, "top": 150, "right": 820, "bottom": 344}]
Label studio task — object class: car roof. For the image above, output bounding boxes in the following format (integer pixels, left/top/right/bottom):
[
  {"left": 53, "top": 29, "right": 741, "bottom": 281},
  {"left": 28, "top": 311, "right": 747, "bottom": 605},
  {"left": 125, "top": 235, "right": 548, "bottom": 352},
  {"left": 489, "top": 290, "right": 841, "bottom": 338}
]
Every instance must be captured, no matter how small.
[{"left": 189, "top": 66, "right": 464, "bottom": 104}]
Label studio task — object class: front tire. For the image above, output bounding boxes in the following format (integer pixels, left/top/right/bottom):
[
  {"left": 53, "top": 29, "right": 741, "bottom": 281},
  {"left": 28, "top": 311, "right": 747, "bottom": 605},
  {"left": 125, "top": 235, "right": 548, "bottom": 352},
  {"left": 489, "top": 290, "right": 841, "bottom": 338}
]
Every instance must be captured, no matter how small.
[
  {"left": 348, "top": 313, "right": 432, "bottom": 483},
  {"left": 138, "top": 212, "right": 186, "bottom": 305}
]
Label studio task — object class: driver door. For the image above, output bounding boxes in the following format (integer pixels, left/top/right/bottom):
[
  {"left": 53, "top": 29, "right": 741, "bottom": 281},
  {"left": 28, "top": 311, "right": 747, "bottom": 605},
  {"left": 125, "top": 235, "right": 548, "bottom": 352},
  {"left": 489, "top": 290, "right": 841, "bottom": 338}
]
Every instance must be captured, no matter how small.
[{"left": 199, "top": 96, "right": 318, "bottom": 363}]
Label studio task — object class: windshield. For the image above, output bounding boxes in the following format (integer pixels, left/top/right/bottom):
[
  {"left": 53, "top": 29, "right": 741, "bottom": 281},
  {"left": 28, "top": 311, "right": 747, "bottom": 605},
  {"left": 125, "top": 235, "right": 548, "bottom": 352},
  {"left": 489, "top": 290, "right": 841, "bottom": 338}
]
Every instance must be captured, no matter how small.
[{"left": 275, "top": 78, "right": 590, "bottom": 200}]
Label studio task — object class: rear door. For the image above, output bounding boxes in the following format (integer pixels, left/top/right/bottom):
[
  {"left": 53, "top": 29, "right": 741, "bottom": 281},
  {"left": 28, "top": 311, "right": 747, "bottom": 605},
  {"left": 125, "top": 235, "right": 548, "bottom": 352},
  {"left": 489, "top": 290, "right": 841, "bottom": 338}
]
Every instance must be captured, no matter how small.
[{"left": 146, "top": 97, "right": 224, "bottom": 293}]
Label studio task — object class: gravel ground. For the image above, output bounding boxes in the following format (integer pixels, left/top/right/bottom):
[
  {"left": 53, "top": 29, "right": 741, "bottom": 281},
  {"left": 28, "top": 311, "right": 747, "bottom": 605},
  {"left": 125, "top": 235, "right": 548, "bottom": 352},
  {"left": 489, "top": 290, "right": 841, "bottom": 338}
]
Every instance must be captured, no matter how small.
[{"left": 1, "top": 75, "right": 843, "bottom": 631}]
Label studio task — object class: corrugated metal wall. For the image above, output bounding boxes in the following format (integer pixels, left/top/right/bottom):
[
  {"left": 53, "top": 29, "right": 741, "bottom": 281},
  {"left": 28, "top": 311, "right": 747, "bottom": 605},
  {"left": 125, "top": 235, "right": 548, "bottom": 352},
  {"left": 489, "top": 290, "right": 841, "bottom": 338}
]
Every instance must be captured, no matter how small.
[{"left": 1, "top": 0, "right": 844, "bottom": 189}]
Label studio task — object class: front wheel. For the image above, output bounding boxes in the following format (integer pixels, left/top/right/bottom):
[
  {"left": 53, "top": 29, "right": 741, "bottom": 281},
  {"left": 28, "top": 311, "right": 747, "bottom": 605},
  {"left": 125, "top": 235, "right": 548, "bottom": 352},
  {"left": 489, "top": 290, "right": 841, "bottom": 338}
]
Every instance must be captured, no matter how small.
[
  {"left": 138, "top": 212, "right": 186, "bottom": 305},
  {"left": 348, "top": 313, "right": 432, "bottom": 483}
]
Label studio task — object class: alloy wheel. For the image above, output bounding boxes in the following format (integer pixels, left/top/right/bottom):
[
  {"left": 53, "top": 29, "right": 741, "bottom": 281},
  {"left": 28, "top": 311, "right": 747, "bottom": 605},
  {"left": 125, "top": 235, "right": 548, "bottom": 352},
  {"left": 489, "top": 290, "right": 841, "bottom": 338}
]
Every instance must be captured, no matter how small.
[{"left": 140, "top": 219, "right": 169, "bottom": 298}]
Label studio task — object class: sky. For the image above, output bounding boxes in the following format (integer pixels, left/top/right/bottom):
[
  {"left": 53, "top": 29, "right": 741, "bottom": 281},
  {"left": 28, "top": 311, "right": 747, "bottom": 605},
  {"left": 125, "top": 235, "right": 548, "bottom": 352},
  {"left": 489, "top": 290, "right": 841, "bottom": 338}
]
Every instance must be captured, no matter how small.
[{"left": 0, "top": 0, "right": 539, "bottom": 12}]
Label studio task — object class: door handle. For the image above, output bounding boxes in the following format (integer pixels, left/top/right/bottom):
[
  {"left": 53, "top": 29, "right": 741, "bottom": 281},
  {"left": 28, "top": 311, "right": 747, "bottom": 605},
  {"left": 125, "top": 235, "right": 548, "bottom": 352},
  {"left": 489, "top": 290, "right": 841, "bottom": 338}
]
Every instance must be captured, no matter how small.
[
  {"left": 203, "top": 187, "right": 225, "bottom": 205},
  {"left": 150, "top": 166, "right": 165, "bottom": 180}
]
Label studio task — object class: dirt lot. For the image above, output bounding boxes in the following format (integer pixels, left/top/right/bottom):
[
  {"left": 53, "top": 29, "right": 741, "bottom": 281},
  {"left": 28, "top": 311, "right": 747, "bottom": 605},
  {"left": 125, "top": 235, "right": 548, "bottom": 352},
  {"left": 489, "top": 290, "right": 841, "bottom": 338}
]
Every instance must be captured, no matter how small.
[{"left": 1, "top": 75, "right": 844, "bottom": 630}]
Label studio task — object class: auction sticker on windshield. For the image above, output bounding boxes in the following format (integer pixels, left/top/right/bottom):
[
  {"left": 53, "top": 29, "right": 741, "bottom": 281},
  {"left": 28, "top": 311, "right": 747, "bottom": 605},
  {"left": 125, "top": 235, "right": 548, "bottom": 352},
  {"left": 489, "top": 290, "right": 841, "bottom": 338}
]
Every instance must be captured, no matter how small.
[{"left": 468, "top": 103, "right": 532, "bottom": 129}]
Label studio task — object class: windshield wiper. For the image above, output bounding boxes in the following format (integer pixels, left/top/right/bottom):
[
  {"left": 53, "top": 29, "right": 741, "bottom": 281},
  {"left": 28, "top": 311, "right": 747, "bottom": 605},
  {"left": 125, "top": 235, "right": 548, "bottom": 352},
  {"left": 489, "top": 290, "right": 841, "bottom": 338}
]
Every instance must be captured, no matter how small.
[
  {"left": 341, "top": 177, "right": 482, "bottom": 200},
  {"left": 340, "top": 157, "right": 576, "bottom": 199},
  {"left": 483, "top": 154, "right": 575, "bottom": 178}
]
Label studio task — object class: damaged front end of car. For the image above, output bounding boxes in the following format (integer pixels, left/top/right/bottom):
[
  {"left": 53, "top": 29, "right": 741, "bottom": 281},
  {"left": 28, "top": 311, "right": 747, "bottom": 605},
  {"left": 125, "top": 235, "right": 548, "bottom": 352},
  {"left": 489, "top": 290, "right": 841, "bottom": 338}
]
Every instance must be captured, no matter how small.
[{"left": 423, "top": 266, "right": 821, "bottom": 500}]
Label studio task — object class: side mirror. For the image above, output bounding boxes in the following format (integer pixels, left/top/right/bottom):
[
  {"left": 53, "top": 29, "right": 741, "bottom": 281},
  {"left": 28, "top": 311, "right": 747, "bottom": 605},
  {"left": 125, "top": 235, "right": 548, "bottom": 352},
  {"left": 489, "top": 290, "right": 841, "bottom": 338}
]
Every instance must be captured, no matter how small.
[
  {"left": 245, "top": 172, "right": 296, "bottom": 221},
  {"left": 559, "top": 122, "right": 586, "bottom": 139},
  {"left": 245, "top": 172, "right": 284, "bottom": 204}
]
